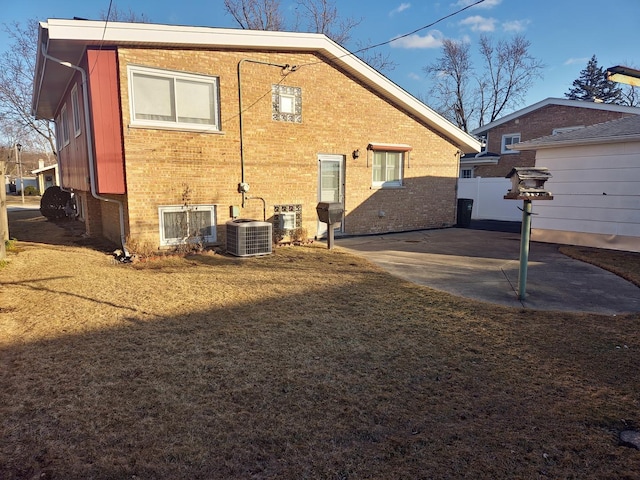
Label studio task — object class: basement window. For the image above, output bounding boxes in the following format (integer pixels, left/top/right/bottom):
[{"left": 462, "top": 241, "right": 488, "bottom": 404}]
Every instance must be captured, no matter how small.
[{"left": 158, "top": 205, "right": 217, "bottom": 246}]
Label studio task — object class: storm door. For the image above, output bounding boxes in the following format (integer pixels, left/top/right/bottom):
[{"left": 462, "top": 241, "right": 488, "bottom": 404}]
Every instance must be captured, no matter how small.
[{"left": 317, "top": 154, "right": 345, "bottom": 237}]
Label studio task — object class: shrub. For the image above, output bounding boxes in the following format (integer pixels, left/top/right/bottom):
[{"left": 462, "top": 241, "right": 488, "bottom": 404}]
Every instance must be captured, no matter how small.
[
  {"left": 40, "top": 186, "right": 71, "bottom": 220},
  {"left": 24, "top": 186, "right": 38, "bottom": 196}
]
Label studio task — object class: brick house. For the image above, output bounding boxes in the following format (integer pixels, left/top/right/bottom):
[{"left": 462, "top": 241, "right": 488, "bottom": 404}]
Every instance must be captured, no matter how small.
[
  {"left": 32, "top": 19, "right": 480, "bottom": 254},
  {"left": 460, "top": 98, "right": 640, "bottom": 179}
]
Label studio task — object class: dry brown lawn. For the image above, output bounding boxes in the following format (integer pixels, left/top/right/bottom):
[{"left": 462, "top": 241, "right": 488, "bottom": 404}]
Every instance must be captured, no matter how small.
[{"left": 2, "top": 204, "right": 640, "bottom": 479}]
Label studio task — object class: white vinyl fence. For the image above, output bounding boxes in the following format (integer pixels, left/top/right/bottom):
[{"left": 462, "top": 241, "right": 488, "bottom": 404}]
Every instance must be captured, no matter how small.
[{"left": 457, "top": 177, "right": 521, "bottom": 221}]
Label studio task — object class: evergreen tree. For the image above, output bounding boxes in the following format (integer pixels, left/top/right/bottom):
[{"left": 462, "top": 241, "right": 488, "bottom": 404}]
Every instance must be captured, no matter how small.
[{"left": 565, "top": 55, "right": 623, "bottom": 103}]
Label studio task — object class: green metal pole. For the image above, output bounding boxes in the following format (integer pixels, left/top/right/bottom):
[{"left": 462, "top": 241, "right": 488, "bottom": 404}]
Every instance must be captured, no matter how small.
[{"left": 518, "top": 199, "right": 533, "bottom": 301}]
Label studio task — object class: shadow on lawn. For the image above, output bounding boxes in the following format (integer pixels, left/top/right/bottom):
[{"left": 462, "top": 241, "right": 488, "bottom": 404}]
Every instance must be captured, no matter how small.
[
  {"left": 7, "top": 209, "right": 117, "bottom": 252},
  {"left": 1, "top": 269, "right": 639, "bottom": 479}
]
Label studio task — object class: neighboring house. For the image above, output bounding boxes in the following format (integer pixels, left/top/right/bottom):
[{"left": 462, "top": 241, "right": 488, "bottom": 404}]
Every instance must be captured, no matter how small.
[
  {"left": 31, "top": 160, "right": 59, "bottom": 194},
  {"left": 463, "top": 98, "right": 640, "bottom": 179},
  {"left": 457, "top": 98, "right": 640, "bottom": 222},
  {"left": 32, "top": 19, "right": 480, "bottom": 253},
  {"left": 514, "top": 114, "right": 640, "bottom": 253}
]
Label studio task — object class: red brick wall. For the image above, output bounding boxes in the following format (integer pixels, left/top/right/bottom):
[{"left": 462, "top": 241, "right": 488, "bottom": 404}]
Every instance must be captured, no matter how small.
[
  {"left": 476, "top": 105, "right": 635, "bottom": 178},
  {"left": 116, "top": 48, "right": 462, "bottom": 248}
]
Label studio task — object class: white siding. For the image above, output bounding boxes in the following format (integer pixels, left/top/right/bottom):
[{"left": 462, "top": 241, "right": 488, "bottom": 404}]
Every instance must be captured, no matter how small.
[
  {"left": 531, "top": 142, "right": 640, "bottom": 251},
  {"left": 457, "top": 177, "right": 522, "bottom": 221}
]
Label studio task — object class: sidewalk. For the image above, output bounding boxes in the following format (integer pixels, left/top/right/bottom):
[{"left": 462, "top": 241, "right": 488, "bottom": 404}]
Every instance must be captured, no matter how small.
[{"left": 336, "top": 228, "right": 640, "bottom": 315}]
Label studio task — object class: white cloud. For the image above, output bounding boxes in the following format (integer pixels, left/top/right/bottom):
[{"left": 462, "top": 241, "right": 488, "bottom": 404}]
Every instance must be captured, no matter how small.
[
  {"left": 564, "top": 57, "right": 590, "bottom": 66},
  {"left": 390, "top": 30, "right": 444, "bottom": 49},
  {"left": 502, "top": 19, "right": 530, "bottom": 32},
  {"left": 408, "top": 72, "right": 421, "bottom": 80},
  {"left": 389, "top": 3, "right": 411, "bottom": 16},
  {"left": 452, "top": 0, "right": 502, "bottom": 9},
  {"left": 459, "top": 15, "right": 496, "bottom": 32}
]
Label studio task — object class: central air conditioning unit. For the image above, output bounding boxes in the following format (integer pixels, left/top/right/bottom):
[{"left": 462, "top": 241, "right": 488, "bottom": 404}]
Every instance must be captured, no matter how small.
[{"left": 226, "top": 219, "right": 273, "bottom": 257}]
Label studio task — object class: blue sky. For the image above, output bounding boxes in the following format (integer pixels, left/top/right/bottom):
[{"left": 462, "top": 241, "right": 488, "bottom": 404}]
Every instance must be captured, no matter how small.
[{"left": 3, "top": 0, "right": 640, "bottom": 116}]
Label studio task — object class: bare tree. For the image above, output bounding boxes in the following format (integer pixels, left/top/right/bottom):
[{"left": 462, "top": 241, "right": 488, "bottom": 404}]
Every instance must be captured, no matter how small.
[
  {"left": 223, "top": 0, "right": 285, "bottom": 30},
  {"left": 294, "top": 0, "right": 361, "bottom": 45},
  {"left": 620, "top": 85, "right": 639, "bottom": 107},
  {"left": 477, "top": 35, "right": 544, "bottom": 127},
  {"left": 354, "top": 39, "right": 397, "bottom": 72},
  {"left": 0, "top": 19, "right": 57, "bottom": 157},
  {"left": 425, "top": 35, "right": 544, "bottom": 132},
  {"left": 222, "top": 0, "right": 395, "bottom": 71},
  {"left": 99, "top": 3, "right": 151, "bottom": 22},
  {"left": 423, "top": 39, "right": 474, "bottom": 132}
]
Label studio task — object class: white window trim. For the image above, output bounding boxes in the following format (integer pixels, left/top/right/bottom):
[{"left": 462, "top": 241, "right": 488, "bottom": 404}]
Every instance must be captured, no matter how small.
[
  {"left": 71, "top": 84, "right": 82, "bottom": 137},
  {"left": 279, "top": 93, "right": 296, "bottom": 114},
  {"left": 60, "top": 104, "right": 70, "bottom": 147},
  {"left": 158, "top": 204, "right": 217, "bottom": 247},
  {"left": 55, "top": 114, "right": 62, "bottom": 151},
  {"left": 279, "top": 212, "right": 296, "bottom": 230},
  {"left": 371, "top": 150, "right": 404, "bottom": 188},
  {"left": 460, "top": 167, "right": 473, "bottom": 179},
  {"left": 128, "top": 66, "right": 221, "bottom": 133},
  {"left": 501, "top": 133, "right": 520, "bottom": 154}
]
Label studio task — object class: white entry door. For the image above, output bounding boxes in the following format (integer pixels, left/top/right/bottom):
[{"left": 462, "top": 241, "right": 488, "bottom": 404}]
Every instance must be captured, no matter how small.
[{"left": 317, "top": 154, "right": 345, "bottom": 237}]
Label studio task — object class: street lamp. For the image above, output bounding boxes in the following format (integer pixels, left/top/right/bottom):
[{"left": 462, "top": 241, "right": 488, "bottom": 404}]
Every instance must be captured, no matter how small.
[{"left": 14, "top": 143, "right": 23, "bottom": 204}]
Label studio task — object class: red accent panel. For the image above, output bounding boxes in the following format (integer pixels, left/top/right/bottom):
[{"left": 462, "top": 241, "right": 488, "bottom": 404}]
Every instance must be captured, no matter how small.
[{"left": 86, "top": 49, "right": 126, "bottom": 194}]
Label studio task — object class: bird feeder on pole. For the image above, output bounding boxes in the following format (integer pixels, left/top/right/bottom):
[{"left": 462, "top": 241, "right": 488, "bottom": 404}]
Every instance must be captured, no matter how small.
[{"left": 504, "top": 167, "right": 554, "bottom": 301}]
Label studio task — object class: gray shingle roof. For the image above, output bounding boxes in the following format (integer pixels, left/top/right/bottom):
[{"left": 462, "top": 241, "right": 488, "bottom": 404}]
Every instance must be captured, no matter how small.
[{"left": 514, "top": 114, "right": 640, "bottom": 150}]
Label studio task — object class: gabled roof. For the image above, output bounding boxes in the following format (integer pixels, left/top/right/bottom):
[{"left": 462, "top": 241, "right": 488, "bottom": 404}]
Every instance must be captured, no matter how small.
[
  {"left": 32, "top": 19, "right": 481, "bottom": 154},
  {"left": 514, "top": 114, "right": 640, "bottom": 150},
  {"left": 460, "top": 151, "right": 500, "bottom": 165},
  {"left": 31, "top": 163, "right": 58, "bottom": 175},
  {"left": 472, "top": 97, "right": 640, "bottom": 136}
]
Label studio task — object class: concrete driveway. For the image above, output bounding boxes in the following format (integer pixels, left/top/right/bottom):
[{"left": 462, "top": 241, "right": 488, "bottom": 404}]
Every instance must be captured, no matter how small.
[{"left": 336, "top": 228, "right": 640, "bottom": 315}]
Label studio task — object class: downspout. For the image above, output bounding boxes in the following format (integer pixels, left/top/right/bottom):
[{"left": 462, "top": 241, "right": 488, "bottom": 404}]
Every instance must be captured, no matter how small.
[
  {"left": 454, "top": 148, "right": 462, "bottom": 225},
  {"left": 40, "top": 43, "right": 130, "bottom": 257},
  {"left": 237, "top": 59, "right": 297, "bottom": 208}
]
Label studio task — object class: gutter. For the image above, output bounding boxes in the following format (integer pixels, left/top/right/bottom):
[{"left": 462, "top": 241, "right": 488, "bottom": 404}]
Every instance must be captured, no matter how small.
[
  {"left": 40, "top": 42, "right": 130, "bottom": 257},
  {"left": 514, "top": 134, "right": 640, "bottom": 151}
]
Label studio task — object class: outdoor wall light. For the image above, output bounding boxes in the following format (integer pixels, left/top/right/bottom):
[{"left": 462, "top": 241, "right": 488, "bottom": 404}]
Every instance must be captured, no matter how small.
[{"left": 352, "top": 149, "right": 360, "bottom": 160}]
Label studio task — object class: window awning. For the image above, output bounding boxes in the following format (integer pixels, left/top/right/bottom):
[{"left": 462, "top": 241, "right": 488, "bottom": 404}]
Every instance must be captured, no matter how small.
[{"left": 367, "top": 143, "right": 412, "bottom": 152}]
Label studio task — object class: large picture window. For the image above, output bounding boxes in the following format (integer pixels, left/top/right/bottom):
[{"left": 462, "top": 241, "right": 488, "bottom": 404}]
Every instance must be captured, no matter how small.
[
  {"left": 129, "top": 66, "right": 220, "bottom": 131},
  {"left": 158, "top": 205, "right": 217, "bottom": 246}
]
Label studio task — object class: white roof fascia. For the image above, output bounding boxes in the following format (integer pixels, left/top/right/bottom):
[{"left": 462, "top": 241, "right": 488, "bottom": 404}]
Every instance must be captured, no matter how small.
[
  {"left": 472, "top": 97, "right": 640, "bottom": 135},
  {"left": 32, "top": 164, "right": 58, "bottom": 174},
  {"left": 40, "top": 19, "right": 481, "bottom": 154}
]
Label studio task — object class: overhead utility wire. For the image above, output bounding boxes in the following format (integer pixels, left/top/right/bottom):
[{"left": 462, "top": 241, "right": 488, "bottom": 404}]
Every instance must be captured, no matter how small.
[
  {"left": 354, "top": 0, "right": 485, "bottom": 56},
  {"left": 88, "top": 0, "right": 114, "bottom": 76},
  {"left": 223, "top": 0, "right": 485, "bottom": 126},
  {"left": 295, "top": 0, "right": 486, "bottom": 68}
]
